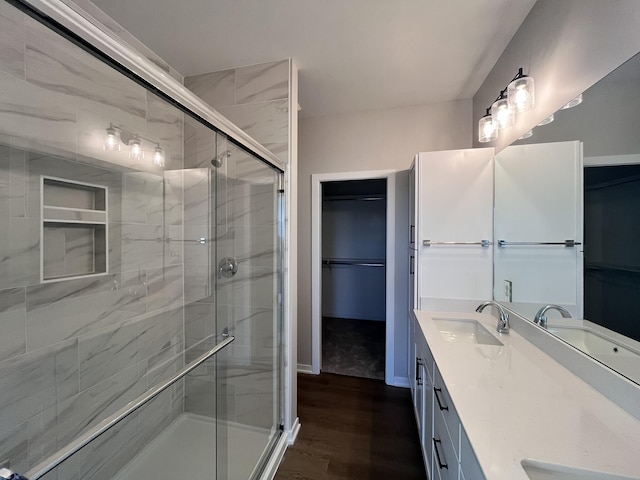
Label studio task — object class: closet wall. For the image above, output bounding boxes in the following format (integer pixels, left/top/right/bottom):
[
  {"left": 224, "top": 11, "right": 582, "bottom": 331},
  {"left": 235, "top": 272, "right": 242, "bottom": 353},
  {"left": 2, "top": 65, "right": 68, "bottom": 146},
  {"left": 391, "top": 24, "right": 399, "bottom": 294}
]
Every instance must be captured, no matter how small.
[{"left": 321, "top": 180, "right": 386, "bottom": 321}]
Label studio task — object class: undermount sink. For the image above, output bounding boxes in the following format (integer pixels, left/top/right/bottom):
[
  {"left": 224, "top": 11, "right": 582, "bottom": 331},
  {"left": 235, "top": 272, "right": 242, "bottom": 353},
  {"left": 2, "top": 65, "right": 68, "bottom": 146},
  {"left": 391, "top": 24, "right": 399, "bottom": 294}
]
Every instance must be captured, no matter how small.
[
  {"left": 547, "top": 326, "right": 640, "bottom": 380},
  {"left": 433, "top": 318, "right": 503, "bottom": 346},
  {"left": 521, "top": 459, "right": 639, "bottom": 480}
]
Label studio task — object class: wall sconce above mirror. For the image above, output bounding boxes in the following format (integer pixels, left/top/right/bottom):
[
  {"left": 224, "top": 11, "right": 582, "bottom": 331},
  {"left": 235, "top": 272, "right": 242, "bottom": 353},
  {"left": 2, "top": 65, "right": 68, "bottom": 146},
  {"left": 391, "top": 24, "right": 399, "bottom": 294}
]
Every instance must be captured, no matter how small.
[{"left": 493, "top": 50, "right": 640, "bottom": 386}]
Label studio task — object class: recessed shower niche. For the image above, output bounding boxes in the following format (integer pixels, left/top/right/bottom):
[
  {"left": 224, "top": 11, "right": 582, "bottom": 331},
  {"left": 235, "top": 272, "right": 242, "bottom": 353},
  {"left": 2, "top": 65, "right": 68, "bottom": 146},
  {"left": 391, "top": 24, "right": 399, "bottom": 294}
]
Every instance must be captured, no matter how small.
[{"left": 40, "top": 176, "right": 109, "bottom": 282}]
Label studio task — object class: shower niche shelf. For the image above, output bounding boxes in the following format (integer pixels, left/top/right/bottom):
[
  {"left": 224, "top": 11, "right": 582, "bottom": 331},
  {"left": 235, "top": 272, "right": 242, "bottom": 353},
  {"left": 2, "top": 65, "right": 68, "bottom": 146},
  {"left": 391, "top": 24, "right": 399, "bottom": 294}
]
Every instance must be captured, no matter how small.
[{"left": 40, "top": 176, "right": 109, "bottom": 282}]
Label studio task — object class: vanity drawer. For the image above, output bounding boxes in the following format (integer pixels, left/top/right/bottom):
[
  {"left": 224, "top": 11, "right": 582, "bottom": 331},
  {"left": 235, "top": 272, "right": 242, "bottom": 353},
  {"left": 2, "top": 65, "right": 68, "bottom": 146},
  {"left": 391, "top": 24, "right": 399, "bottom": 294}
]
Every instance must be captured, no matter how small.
[
  {"left": 433, "top": 365, "right": 460, "bottom": 449},
  {"left": 460, "top": 425, "right": 485, "bottom": 480},
  {"left": 433, "top": 406, "right": 458, "bottom": 480}
]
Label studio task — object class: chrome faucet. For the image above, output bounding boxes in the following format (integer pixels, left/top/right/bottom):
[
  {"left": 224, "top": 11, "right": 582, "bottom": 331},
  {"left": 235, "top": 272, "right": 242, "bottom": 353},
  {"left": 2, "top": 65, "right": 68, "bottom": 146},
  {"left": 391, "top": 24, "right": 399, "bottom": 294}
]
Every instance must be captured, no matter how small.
[
  {"left": 476, "top": 301, "right": 510, "bottom": 334},
  {"left": 534, "top": 305, "right": 571, "bottom": 328}
]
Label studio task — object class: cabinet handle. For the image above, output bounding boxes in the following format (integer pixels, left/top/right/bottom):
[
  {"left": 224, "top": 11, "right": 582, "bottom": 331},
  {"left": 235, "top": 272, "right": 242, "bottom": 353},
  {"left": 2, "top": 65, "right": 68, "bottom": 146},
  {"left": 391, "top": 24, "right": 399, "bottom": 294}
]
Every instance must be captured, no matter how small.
[
  {"left": 410, "top": 225, "right": 415, "bottom": 243},
  {"left": 433, "top": 438, "right": 448, "bottom": 470},
  {"left": 410, "top": 255, "right": 415, "bottom": 275},
  {"left": 434, "top": 387, "right": 449, "bottom": 411},
  {"left": 416, "top": 357, "right": 423, "bottom": 385}
]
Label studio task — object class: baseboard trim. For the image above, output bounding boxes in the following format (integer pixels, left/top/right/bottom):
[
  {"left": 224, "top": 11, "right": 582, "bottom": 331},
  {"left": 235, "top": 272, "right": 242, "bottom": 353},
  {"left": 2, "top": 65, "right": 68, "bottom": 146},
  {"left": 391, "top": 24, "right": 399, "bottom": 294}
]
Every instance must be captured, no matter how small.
[
  {"left": 391, "top": 376, "right": 410, "bottom": 388},
  {"left": 297, "top": 363, "right": 314, "bottom": 374},
  {"left": 288, "top": 417, "right": 301, "bottom": 445},
  {"left": 260, "top": 428, "right": 290, "bottom": 480}
]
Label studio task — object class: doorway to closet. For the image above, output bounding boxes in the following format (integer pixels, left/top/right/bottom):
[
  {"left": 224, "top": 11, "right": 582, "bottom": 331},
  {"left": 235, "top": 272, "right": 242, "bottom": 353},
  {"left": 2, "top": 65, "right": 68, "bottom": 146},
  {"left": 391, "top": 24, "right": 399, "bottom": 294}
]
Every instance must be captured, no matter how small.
[
  {"left": 321, "top": 179, "right": 387, "bottom": 379},
  {"left": 311, "top": 171, "right": 396, "bottom": 384}
]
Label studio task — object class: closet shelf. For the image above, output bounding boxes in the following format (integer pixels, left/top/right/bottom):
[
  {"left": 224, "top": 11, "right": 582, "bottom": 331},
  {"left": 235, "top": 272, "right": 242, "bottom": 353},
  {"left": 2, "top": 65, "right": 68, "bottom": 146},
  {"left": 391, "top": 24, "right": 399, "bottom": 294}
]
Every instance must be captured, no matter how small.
[{"left": 585, "top": 263, "right": 640, "bottom": 274}]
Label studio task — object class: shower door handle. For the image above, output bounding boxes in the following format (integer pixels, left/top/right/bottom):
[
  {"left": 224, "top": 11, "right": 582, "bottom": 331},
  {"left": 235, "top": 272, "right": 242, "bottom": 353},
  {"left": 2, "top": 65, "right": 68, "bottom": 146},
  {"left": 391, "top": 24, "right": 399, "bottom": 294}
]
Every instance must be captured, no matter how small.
[{"left": 218, "top": 257, "right": 238, "bottom": 278}]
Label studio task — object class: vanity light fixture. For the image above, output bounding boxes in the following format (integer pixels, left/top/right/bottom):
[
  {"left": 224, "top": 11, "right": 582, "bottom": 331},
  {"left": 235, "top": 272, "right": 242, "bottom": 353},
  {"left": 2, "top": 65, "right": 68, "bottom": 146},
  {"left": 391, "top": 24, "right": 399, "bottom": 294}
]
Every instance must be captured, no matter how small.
[
  {"left": 478, "top": 108, "right": 498, "bottom": 143},
  {"left": 507, "top": 68, "right": 535, "bottom": 113},
  {"left": 537, "top": 113, "right": 554, "bottom": 126},
  {"left": 103, "top": 126, "right": 120, "bottom": 151},
  {"left": 562, "top": 93, "right": 583, "bottom": 109},
  {"left": 129, "top": 137, "right": 142, "bottom": 159},
  {"left": 477, "top": 67, "right": 535, "bottom": 143},
  {"left": 492, "top": 90, "right": 515, "bottom": 130},
  {"left": 152, "top": 146, "right": 165, "bottom": 168},
  {"left": 103, "top": 124, "right": 165, "bottom": 168}
]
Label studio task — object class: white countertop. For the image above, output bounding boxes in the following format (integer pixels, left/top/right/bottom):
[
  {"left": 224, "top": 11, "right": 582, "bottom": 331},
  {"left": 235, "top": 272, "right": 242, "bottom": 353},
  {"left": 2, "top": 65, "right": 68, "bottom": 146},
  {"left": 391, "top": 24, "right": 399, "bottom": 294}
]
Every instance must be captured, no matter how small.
[{"left": 414, "top": 309, "right": 640, "bottom": 480}]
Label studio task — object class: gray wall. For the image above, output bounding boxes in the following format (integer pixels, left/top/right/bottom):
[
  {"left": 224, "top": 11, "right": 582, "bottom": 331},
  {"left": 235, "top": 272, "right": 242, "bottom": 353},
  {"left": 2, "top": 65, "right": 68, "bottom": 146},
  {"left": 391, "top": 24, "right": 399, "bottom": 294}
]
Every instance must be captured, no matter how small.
[
  {"left": 297, "top": 99, "right": 472, "bottom": 376},
  {"left": 473, "top": 0, "right": 640, "bottom": 151}
]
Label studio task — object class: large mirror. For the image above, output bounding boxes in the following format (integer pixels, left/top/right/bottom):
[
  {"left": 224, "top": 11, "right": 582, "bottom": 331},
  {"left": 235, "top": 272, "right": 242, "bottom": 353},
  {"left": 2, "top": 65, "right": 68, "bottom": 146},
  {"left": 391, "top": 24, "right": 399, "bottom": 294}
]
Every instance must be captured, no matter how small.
[{"left": 493, "top": 51, "right": 640, "bottom": 385}]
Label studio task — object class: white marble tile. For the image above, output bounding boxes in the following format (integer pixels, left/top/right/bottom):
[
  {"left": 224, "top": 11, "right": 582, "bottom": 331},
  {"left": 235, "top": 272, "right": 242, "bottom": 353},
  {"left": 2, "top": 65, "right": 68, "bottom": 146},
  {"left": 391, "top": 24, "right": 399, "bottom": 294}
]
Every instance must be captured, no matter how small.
[
  {"left": 146, "top": 92, "right": 183, "bottom": 171},
  {"left": 235, "top": 60, "right": 289, "bottom": 105},
  {"left": 0, "top": 1, "right": 25, "bottom": 80},
  {"left": 145, "top": 266, "right": 184, "bottom": 311},
  {"left": 183, "top": 167, "right": 210, "bottom": 225},
  {"left": 184, "top": 264, "right": 211, "bottom": 305},
  {"left": 0, "top": 287, "right": 26, "bottom": 362},
  {"left": 218, "top": 99, "right": 288, "bottom": 145},
  {"left": 262, "top": 142, "right": 288, "bottom": 165},
  {"left": 183, "top": 120, "right": 217, "bottom": 169},
  {"left": 216, "top": 224, "right": 276, "bottom": 268},
  {"left": 1, "top": 217, "right": 40, "bottom": 290},
  {"left": 185, "top": 375, "right": 216, "bottom": 418},
  {"left": 77, "top": 322, "right": 139, "bottom": 391},
  {"left": 216, "top": 265, "right": 276, "bottom": 309},
  {"left": 9, "top": 146, "right": 27, "bottom": 218},
  {"left": 0, "top": 71, "right": 77, "bottom": 160},
  {"left": 56, "top": 362, "right": 141, "bottom": 447},
  {"left": 0, "top": 339, "right": 78, "bottom": 433},
  {"left": 65, "top": 411, "right": 139, "bottom": 480},
  {"left": 25, "top": 17, "right": 146, "bottom": 118},
  {"left": 120, "top": 223, "right": 164, "bottom": 270},
  {"left": 26, "top": 282, "right": 141, "bottom": 351},
  {"left": 137, "top": 305, "right": 184, "bottom": 362},
  {"left": 184, "top": 69, "right": 235, "bottom": 109},
  {"left": 26, "top": 406, "right": 57, "bottom": 469},
  {"left": 163, "top": 169, "right": 184, "bottom": 227},
  {"left": 0, "top": 420, "right": 29, "bottom": 476},
  {"left": 121, "top": 171, "right": 164, "bottom": 225}
]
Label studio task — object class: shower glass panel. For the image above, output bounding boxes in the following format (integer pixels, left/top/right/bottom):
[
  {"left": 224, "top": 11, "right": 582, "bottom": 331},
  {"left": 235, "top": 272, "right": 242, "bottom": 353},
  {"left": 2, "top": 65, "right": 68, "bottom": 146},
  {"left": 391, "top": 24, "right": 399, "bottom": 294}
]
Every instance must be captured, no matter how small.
[
  {"left": 214, "top": 135, "right": 283, "bottom": 480},
  {"left": 0, "top": 1, "right": 284, "bottom": 479}
]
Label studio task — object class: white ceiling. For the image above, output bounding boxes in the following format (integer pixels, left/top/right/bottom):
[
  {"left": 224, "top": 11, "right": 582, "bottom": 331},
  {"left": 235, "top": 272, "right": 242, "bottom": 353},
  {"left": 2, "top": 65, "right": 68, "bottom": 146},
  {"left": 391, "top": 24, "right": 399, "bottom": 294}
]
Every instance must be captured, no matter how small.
[{"left": 91, "top": 0, "right": 537, "bottom": 119}]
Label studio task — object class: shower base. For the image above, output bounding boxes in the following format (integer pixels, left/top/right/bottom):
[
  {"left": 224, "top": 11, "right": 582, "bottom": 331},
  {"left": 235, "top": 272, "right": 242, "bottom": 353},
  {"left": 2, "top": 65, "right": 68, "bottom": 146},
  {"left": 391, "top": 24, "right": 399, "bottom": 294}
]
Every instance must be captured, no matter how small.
[{"left": 113, "top": 413, "right": 273, "bottom": 480}]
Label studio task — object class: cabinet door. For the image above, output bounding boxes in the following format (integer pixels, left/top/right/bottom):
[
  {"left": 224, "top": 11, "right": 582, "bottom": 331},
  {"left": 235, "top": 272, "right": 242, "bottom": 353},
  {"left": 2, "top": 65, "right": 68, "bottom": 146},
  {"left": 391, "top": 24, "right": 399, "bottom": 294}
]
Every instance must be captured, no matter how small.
[
  {"left": 416, "top": 148, "right": 494, "bottom": 302},
  {"left": 420, "top": 356, "right": 433, "bottom": 478},
  {"left": 409, "top": 161, "right": 417, "bottom": 247}
]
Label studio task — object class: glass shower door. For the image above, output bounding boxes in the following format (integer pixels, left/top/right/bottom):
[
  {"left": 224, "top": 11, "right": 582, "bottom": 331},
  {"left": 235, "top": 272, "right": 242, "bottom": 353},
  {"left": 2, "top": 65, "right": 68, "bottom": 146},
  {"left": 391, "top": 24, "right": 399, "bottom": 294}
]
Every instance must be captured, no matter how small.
[{"left": 214, "top": 134, "right": 283, "bottom": 480}]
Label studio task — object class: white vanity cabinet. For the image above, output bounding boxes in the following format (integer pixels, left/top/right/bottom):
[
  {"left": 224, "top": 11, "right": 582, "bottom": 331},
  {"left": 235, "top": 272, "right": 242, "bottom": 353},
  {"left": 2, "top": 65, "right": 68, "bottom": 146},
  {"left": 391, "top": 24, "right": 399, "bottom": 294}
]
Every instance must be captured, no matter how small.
[{"left": 411, "top": 315, "right": 485, "bottom": 480}]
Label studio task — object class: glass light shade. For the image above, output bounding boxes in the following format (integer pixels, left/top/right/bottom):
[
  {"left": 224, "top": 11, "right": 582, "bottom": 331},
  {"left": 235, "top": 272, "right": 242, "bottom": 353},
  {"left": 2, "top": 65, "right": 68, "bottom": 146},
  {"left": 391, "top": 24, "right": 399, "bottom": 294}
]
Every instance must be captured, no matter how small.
[
  {"left": 537, "top": 113, "right": 554, "bottom": 126},
  {"left": 562, "top": 93, "right": 583, "bottom": 109},
  {"left": 478, "top": 115, "right": 498, "bottom": 143},
  {"left": 153, "top": 147, "right": 165, "bottom": 168},
  {"left": 518, "top": 130, "right": 533, "bottom": 140},
  {"left": 129, "top": 139, "right": 142, "bottom": 159},
  {"left": 104, "top": 127, "right": 120, "bottom": 151},
  {"left": 491, "top": 97, "right": 514, "bottom": 129},
  {"left": 507, "top": 76, "right": 535, "bottom": 113}
]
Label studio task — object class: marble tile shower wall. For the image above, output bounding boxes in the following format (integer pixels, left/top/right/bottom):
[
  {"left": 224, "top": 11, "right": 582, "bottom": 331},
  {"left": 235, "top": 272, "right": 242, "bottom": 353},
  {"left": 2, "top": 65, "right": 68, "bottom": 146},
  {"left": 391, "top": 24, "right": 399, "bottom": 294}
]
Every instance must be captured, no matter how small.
[
  {"left": 185, "top": 59, "right": 290, "bottom": 165},
  {"left": 0, "top": 3, "right": 187, "bottom": 479},
  {"left": 182, "top": 60, "right": 289, "bottom": 431}
]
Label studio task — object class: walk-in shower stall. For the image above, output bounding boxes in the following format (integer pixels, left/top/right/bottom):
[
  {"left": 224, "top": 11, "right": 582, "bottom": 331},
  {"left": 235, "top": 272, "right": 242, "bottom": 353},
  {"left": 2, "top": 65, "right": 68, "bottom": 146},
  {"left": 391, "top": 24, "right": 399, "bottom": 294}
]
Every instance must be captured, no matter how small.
[{"left": 0, "top": 0, "right": 286, "bottom": 479}]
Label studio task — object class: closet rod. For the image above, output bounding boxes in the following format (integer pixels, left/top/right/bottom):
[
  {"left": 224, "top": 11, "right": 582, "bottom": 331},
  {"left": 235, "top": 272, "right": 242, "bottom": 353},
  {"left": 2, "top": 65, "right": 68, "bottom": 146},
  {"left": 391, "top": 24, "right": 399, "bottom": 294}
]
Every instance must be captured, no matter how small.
[
  {"left": 322, "top": 195, "right": 385, "bottom": 202},
  {"left": 322, "top": 259, "right": 385, "bottom": 267}
]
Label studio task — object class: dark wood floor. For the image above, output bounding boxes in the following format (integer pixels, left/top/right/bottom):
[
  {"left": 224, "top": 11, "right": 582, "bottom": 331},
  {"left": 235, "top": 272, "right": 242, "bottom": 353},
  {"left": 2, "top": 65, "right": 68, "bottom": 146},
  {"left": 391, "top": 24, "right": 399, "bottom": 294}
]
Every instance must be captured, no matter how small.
[{"left": 274, "top": 373, "right": 426, "bottom": 480}]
